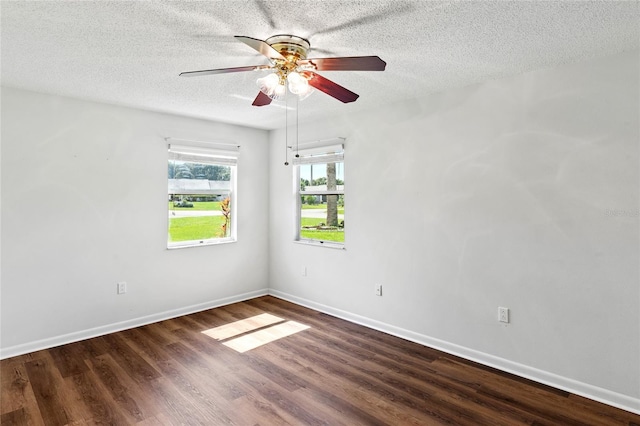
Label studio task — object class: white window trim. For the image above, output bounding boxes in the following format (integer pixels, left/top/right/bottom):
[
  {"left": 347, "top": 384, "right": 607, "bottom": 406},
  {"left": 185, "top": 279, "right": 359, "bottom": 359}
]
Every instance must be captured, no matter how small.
[
  {"left": 167, "top": 138, "right": 239, "bottom": 249},
  {"left": 292, "top": 138, "right": 345, "bottom": 248}
]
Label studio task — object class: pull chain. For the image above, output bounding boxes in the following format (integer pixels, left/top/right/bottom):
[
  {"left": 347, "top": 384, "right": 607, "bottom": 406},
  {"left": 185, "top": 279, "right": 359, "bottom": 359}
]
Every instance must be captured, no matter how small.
[
  {"left": 284, "top": 92, "right": 289, "bottom": 166},
  {"left": 295, "top": 95, "right": 299, "bottom": 158}
]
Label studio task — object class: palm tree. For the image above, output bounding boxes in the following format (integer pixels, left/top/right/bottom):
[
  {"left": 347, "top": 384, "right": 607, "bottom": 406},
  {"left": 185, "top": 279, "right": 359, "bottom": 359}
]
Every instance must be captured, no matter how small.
[{"left": 326, "top": 163, "right": 338, "bottom": 227}]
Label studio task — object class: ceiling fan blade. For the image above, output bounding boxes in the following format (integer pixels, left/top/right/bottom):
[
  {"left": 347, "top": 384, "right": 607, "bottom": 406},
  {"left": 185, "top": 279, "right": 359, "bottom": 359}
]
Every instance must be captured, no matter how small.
[
  {"left": 235, "top": 36, "right": 285, "bottom": 60},
  {"left": 302, "top": 71, "right": 359, "bottom": 103},
  {"left": 300, "top": 56, "right": 386, "bottom": 71},
  {"left": 252, "top": 91, "right": 272, "bottom": 107},
  {"left": 179, "top": 65, "right": 271, "bottom": 77}
]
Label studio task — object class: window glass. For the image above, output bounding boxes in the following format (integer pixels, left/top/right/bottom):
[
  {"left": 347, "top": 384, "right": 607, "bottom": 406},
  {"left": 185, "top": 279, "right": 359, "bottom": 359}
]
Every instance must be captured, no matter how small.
[
  {"left": 298, "top": 161, "right": 344, "bottom": 244},
  {"left": 168, "top": 157, "right": 235, "bottom": 248}
]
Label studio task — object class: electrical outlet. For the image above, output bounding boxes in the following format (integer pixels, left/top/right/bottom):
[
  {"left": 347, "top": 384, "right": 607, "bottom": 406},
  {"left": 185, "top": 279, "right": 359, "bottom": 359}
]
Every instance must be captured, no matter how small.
[
  {"left": 498, "top": 307, "right": 509, "bottom": 323},
  {"left": 117, "top": 282, "right": 127, "bottom": 295},
  {"left": 375, "top": 284, "right": 382, "bottom": 296},
  {"left": 302, "top": 266, "right": 307, "bottom": 277}
]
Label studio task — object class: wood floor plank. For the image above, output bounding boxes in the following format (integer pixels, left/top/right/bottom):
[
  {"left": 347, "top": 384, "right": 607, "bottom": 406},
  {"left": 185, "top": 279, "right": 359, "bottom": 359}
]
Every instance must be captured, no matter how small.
[
  {"left": 230, "top": 393, "right": 295, "bottom": 426},
  {"left": 234, "top": 369, "right": 330, "bottom": 426},
  {"left": 165, "top": 340, "right": 247, "bottom": 401},
  {"left": 256, "top": 344, "right": 397, "bottom": 426},
  {"left": 144, "top": 376, "right": 214, "bottom": 426},
  {"left": 272, "top": 335, "right": 474, "bottom": 425},
  {"left": 101, "top": 333, "right": 161, "bottom": 384},
  {"left": 136, "top": 322, "right": 182, "bottom": 347},
  {"left": 170, "top": 320, "right": 252, "bottom": 375},
  {"left": 78, "top": 336, "right": 112, "bottom": 359},
  {"left": 26, "top": 352, "right": 99, "bottom": 424},
  {"left": 134, "top": 412, "right": 174, "bottom": 425},
  {"left": 0, "top": 362, "right": 42, "bottom": 423},
  {"left": 433, "top": 357, "right": 617, "bottom": 426},
  {"left": 24, "top": 358, "right": 71, "bottom": 426},
  {"left": 567, "top": 393, "right": 640, "bottom": 425},
  {"left": 108, "top": 329, "right": 212, "bottom": 425},
  {"left": 171, "top": 323, "right": 268, "bottom": 405},
  {"left": 0, "top": 407, "right": 31, "bottom": 425},
  {"left": 253, "top": 343, "right": 429, "bottom": 425},
  {"left": 49, "top": 342, "right": 90, "bottom": 378},
  {"left": 3, "top": 295, "right": 640, "bottom": 425},
  {"left": 64, "top": 369, "right": 130, "bottom": 425},
  {"left": 122, "top": 328, "right": 235, "bottom": 425},
  {"left": 85, "top": 354, "right": 156, "bottom": 422}
]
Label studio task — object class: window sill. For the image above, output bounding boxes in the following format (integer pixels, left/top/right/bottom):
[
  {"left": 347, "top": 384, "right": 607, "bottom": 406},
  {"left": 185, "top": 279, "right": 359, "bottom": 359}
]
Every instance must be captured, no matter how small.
[
  {"left": 294, "top": 240, "right": 345, "bottom": 250},
  {"left": 167, "top": 238, "right": 236, "bottom": 250}
]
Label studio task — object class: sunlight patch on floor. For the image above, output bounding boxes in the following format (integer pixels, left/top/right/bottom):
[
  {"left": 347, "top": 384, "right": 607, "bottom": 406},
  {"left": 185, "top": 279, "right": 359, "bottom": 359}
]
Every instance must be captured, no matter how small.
[
  {"left": 223, "top": 321, "right": 310, "bottom": 353},
  {"left": 201, "top": 313, "right": 310, "bottom": 353},
  {"left": 202, "top": 313, "right": 284, "bottom": 340}
]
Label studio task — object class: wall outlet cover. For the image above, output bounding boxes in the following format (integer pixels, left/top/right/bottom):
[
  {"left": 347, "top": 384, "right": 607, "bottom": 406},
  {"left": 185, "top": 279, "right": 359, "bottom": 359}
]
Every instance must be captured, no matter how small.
[{"left": 498, "top": 307, "right": 509, "bottom": 323}]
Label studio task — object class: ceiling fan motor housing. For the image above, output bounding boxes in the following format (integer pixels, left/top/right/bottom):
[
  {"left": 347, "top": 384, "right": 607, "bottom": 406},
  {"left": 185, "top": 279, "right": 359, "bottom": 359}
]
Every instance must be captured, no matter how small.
[{"left": 266, "top": 35, "right": 310, "bottom": 61}]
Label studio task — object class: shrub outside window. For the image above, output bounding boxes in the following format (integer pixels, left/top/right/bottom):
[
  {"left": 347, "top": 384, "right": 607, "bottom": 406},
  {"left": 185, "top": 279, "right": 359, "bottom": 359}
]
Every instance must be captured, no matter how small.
[{"left": 167, "top": 141, "right": 238, "bottom": 248}]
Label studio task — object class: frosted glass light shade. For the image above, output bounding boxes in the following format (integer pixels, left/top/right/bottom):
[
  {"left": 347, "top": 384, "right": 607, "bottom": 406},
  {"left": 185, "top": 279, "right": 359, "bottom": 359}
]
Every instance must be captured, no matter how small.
[
  {"left": 273, "top": 83, "right": 286, "bottom": 99},
  {"left": 288, "top": 72, "right": 314, "bottom": 100},
  {"left": 257, "top": 73, "right": 286, "bottom": 100}
]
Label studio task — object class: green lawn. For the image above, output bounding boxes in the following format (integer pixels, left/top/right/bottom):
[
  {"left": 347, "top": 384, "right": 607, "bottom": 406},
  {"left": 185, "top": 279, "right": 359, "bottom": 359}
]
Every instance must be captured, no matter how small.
[
  {"left": 169, "top": 201, "right": 222, "bottom": 211},
  {"left": 300, "top": 217, "right": 324, "bottom": 227},
  {"left": 168, "top": 216, "right": 228, "bottom": 242},
  {"left": 300, "top": 229, "right": 344, "bottom": 243},
  {"left": 300, "top": 217, "right": 344, "bottom": 243},
  {"left": 168, "top": 207, "right": 342, "bottom": 243}
]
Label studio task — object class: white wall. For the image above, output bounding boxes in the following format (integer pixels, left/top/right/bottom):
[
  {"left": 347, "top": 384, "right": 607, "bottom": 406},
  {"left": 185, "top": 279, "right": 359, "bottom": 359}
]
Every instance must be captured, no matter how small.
[
  {"left": 0, "top": 88, "right": 270, "bottom": 356},
  {"left": 269, "top": 50, "right": 639, "bottom": 411}
]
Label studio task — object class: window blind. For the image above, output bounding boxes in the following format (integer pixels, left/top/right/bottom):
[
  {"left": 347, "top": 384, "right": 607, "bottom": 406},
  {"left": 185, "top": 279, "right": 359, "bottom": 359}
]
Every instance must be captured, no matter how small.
[
  {"left": 291, "top": 137, "right": 344, "bottom": 165},
  {"left": 167, "top": 139, "right": 240, "bottom": 166}
]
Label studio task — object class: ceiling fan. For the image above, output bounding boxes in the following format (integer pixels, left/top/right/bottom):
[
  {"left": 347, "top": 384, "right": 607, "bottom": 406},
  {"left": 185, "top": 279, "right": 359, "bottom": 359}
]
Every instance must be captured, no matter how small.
[{"left": 179, "top": 34, "right": 386, "bottom": 107}]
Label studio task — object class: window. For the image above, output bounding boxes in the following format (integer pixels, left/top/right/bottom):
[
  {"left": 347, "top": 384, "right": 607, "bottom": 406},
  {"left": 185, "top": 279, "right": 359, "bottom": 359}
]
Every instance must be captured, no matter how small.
[
  {"left": 167, "top": 141, "right": 238, "bottom": 248},
  {"left": 294, "top": 139, "right": 345, "bottom": 247}
]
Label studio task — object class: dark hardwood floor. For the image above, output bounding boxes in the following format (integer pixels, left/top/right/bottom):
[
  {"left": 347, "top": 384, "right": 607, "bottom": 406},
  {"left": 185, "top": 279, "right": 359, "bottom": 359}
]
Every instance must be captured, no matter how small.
[{"left": 2, "top": 296, "right": 639, "bottom": 425}]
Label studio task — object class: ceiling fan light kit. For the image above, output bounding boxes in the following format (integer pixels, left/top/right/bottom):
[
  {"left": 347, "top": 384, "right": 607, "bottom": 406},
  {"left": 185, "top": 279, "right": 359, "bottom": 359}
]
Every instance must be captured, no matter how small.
[{"left": 180, "top": 34, "right": 387, "bottom": 106}]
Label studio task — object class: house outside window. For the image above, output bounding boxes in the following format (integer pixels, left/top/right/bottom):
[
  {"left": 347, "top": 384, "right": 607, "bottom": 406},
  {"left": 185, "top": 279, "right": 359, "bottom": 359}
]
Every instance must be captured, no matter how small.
[
  {"left": 167, "top": 141, "right": 239, "bottom": 248},
  {"left": 294, "top": 139, "right": 345, "bottom": 247}
]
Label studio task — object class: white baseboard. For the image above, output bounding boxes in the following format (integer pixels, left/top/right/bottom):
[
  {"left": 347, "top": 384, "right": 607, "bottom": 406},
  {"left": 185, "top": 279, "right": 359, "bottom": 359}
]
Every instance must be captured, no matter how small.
[
  {"left": 0, "top": 288, "right": 269, "bottom": 360},
  {"left": 268, "top": 289, "right": 640, "bottom": 416}
]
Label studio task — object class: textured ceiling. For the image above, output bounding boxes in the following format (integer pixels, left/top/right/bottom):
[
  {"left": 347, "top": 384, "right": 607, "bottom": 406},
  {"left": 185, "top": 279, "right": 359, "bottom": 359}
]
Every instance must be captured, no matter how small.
[{"left": 1, "top": 1, "right": 638, "bottom": 129}]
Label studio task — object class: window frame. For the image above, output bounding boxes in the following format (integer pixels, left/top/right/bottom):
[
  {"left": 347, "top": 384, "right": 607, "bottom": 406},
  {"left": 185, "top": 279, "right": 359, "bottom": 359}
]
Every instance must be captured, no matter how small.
[
  {"left": 292, "top": 138, "right": 345, "bottom": 249},
  {"left": 167, "top": 140, "right": 239, "bottom": 249}
]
